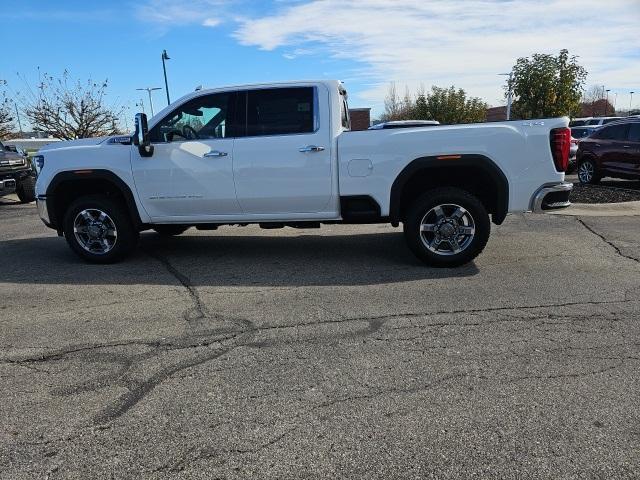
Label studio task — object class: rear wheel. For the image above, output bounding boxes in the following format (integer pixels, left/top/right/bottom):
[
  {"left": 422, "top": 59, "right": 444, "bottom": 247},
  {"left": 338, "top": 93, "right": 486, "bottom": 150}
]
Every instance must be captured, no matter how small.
[
  {"left": 63, "top": 195, "right": 138, "bottom": 263},
  {"left": 152, "top": 225, "right": 190, "bottom": 236},
  {"left": 16, "top": 176, "right": 36, "bottom": 203},
  {"left": 578, "top": 159, "right": 601, "bottom": 184},
  {"left": 403, "top": 188, "right": 490, "bottom": 267}
]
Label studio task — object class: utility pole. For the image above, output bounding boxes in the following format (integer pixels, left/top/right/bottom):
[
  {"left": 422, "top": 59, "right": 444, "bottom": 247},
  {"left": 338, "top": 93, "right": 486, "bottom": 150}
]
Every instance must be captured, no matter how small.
[
  {"left": 630, "top": 92, "right": 635, "bottom": 115},
  {"left": 162, "top": 50, "right": 171, "bottom": 106},
  {"left": 605, "top": 89, "right": 610, "bottom": 116},
  {"left": 136, "top": 87, "right": 161, "bottom": 116}
]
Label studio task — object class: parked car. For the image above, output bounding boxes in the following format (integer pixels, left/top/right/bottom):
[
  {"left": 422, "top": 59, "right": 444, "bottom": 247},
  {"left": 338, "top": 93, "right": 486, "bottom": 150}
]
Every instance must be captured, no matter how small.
[
  {"left": 569, "top": 117, "right": 592, "bottom": 127},
  {"left": 569, "top": 126, "right": 601, "bottom": 172},
  {"left": 34, "top": 80, "right": 572, "bottom": 266},
  {"left": 576, "top": 118, "right": 640, "bottom": 184},
  {"left": 369, "top": 120, "right": 440, "bottom": 130},
  {"left": 0, "top": 140, "right": 37, "bottom": 203},
  {"left": 586, "top": 117, "right": 621, "bottom": 126}
]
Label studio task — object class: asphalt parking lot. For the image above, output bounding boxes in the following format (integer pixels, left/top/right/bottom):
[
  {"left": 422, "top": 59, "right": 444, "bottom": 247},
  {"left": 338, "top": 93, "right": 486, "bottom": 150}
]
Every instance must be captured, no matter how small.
[{"left": 1, "top": 195, "right": 639, "bottom": 479}]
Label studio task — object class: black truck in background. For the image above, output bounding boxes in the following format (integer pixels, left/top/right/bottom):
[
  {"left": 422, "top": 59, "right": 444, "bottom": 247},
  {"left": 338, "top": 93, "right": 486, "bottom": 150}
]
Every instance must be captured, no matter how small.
[{"left": 0, "top": 141, "right": 36, "bottom": 203}]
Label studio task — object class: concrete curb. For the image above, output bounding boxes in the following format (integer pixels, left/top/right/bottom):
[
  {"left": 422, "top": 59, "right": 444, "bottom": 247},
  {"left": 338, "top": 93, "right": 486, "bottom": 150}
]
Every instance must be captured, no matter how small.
[{"left": 547, "top": 200, "right": 640, "bottom": 217}]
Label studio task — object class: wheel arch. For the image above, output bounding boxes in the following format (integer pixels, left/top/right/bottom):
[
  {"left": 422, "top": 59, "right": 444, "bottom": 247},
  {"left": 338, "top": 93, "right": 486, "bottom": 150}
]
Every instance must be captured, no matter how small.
[
  {"left": 45, "top": 170, "right": 142, "bottom": 233},
  {"left": 389, "top": 154, "right": 509, "bottom": 226}
]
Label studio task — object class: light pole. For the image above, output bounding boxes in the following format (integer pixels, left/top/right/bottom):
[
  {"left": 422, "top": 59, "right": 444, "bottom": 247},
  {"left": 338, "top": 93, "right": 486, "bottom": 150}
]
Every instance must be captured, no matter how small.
[
  {"left": 630, "top": 92, "right": 635, "bottom": 115},
  {"left": 499, "top": 72, "right": 513, "bottom": 120},
  {"left": 614, "top": 92, "right": 618, "bottom": 114},
  {"left": 136, "top": 87, "right": 162, "bottom": 116},
  {"left": 605, "top": 89, "right": 610, "bottom": 116},
  {"left": 162, "top": 50, "right": 171, "bottom": 106}
]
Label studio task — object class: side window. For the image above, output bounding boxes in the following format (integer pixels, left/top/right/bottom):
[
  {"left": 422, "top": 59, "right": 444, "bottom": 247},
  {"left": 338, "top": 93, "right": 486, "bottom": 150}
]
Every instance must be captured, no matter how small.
[
  {"left": 340, "top": 94, "right": 351, "bottom": 130},
  {"left": 246, "top": 87, "right": 314, "bottom": 136},
  {"left": 628, "top": 124, "right": 640, "bottom": 142},
  {"left": 149, "top": 92, "right": 233, "bottom": 142},
  {"left": 595, "top": 124, "right": 628, "bottom": 141}
]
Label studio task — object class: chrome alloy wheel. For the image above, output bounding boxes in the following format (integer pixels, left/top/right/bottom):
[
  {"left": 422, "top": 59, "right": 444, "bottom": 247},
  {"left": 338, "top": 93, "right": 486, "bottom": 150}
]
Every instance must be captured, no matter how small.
[
  {"left": 578, "top": 161, "right": 594, "bottom": 183},
  {"left": 73, "top": 209, "right": 118, "bottom": 255},
  {"left": 419, "top": 204, "right": 475, "bottom": 256}
]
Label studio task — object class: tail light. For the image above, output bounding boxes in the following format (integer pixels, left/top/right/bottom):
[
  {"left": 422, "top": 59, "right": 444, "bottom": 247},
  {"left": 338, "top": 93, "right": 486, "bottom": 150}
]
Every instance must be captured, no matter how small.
[{"left": 550, "top": 127, "right": 571, "bottom": 172}]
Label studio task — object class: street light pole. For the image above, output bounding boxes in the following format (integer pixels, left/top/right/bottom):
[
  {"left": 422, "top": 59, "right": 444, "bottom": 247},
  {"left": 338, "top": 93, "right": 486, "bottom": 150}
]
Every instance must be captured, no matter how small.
[
  {"left": 162, "top": 50, "right": 171, "bottom": 106},
  {"left": 605, "top": 89, "right": 610, "bottom": 116},
  {"left": 631, "top": 92, "right": 635, "bottom": 115},
  {"left": 498, "top": 72, "right": 513, "bottom": 120},
  {"left": 136, "top": 87, "right": 162, "bottom": 116}
]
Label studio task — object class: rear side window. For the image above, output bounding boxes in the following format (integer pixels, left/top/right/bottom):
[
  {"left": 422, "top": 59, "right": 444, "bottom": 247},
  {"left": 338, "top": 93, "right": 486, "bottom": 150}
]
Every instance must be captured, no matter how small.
[
  {"left": 629, "top": 123, "right": 640, "bottom": 142},
  {"left": 602, "top": 118, "right": 620, "bottom": 124},
  {"left": 246, "top": 87, "right": 314, "bottom": 136},
  {"left": 594, "top": 124, "right": 628, "bottom": 141},
  {"left": 340, "top": 93, "right": 350, "bottom": 130}
]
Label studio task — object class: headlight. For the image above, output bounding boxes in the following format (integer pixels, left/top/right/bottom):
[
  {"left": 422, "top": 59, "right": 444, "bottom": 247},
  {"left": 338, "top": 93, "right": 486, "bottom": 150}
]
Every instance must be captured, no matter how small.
[{"left": 32, "top": 155, "right": 44, "bottom": 174}]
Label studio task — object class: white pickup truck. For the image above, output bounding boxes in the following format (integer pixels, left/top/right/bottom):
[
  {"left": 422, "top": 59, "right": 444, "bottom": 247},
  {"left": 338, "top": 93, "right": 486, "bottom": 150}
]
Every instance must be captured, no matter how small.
[{"left": 34, "top": 80, "right": 572, "bottom": 266}]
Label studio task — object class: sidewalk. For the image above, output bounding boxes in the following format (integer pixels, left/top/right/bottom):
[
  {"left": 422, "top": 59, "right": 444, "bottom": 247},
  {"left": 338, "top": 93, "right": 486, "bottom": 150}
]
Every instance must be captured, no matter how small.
[{"left": 548, "top": 201, "right": 640, "bottom": 217}]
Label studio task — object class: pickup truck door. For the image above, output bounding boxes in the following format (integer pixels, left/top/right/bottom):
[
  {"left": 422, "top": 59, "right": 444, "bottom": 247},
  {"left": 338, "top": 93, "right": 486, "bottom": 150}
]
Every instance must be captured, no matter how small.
[
  {"left": 232, "top": 86, "right": 334, "bottom": 214},
  {"left": 131, "top": 91, "right": 242, "bottom": 218}
]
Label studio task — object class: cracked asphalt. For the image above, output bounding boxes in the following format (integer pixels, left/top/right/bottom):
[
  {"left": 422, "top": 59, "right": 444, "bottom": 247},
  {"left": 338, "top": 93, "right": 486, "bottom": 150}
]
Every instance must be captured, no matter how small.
[{"left": 1, "top": 195, "right": 639, "bottom": 479}]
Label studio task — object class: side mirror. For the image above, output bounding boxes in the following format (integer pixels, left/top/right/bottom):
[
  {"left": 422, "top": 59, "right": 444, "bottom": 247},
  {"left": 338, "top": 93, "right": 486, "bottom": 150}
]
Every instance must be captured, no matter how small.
[{"left": 133, "top": 113, "right": 154, "bottom": 157}]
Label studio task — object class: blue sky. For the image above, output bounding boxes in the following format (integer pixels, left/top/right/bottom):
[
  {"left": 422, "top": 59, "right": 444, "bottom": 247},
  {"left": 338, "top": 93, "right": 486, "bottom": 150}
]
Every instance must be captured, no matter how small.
[{"left": 2, "top": 0, "right": 639, "bottom": 124}]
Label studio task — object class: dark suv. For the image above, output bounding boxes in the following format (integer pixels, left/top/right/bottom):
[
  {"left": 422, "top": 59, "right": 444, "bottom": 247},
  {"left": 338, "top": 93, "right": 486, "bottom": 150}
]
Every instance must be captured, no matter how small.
[
  {"left": 0, "top": 141, "right": 37, "bottom": 202},
  {"left": 576, "top": 118, "right": 640, "bottom": 184}
]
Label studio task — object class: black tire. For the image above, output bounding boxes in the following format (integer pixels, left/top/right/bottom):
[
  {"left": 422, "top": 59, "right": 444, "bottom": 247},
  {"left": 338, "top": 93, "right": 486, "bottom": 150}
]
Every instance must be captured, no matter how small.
[
  {"left": 577, "top": 158, "right": 601, "bottom": 184},
  {"left": 152, "top": 225, "right": 190, "bottom": 236},
  {"left": 16, "top": 176, "right": 36, "bottom": 203},
  {"left": 403, "top": 187, "right": 490, "bottom": 267},
  {"left": 63, "top": 194, "right": 139, "bottom": 263}
]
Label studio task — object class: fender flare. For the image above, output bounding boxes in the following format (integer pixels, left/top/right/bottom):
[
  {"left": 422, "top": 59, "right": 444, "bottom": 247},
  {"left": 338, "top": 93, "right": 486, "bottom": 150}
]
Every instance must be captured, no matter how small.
[
  {"left": 45, "top": 169, "right": 143, "bottom": 230},
  {"left": 389, "top": 154, "right": 509, "bottom": 225}
]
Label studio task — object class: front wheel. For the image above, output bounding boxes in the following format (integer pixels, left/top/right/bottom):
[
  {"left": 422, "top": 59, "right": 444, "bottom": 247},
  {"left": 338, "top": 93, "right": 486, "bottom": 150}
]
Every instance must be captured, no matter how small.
[
  {"left": 17, "top": 176, "right": 36, "bottom": 203},
  {"left": 403, "top": 188, "right": 490, "bottom": 267},
  {"left": 63, "top": 195, "right": 139, "bottom": 263}
]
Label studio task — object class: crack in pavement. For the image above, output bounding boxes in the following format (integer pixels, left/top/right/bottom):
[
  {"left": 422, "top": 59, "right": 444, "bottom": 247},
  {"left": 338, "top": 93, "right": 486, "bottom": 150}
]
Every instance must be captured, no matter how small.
[{"left": 577, "top": 218, "right": 640, "bottom": 265}]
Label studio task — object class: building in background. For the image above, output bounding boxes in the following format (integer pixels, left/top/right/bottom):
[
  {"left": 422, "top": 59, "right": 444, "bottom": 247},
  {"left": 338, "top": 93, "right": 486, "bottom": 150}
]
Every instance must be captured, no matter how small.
[{"left": 348, "top": 108, "right": 371, "bottom": 130}]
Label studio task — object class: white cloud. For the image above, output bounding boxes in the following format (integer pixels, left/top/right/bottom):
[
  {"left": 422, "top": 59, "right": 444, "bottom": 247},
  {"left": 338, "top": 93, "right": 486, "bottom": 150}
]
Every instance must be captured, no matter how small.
[
  {"left": 202, "top": 17, "right": 221, "bottom": 27},
  {"left": 232, "top": 0, "right": 640, "bottom": 109}
]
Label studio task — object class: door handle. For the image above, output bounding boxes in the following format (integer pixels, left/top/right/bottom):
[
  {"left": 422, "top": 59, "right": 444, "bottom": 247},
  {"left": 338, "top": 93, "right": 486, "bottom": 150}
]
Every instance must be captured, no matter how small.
[
  {"left": 204, "top": 150, "right": 228, "bottom": 157},
  {"left": 299, "top": 145, "right": 325, "bottom": 153},
  {"left": 623, "top": 145, "right": 631, "bottom": 148}
]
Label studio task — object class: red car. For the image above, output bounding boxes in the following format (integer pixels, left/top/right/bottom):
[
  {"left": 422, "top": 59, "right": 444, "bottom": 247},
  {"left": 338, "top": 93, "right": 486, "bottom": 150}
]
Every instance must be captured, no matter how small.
[{"left": 577, "top": 118, "right": 640, "bottom": 184}]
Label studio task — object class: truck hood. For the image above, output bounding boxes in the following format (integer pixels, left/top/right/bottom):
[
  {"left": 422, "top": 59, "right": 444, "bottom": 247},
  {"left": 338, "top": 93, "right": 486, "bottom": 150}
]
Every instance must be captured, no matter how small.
[{"left": 39, "top": 136, "right": 111, "bottom": 152}]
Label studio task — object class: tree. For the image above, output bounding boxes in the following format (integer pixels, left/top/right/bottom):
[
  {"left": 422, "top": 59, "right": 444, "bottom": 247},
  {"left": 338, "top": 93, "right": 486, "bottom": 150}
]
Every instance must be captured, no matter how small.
[
  {"left": 419, "top": 86, "right": 487, "bottom": 124},
  {"left": 507, "top": 49, "right": 587, "bottom": 119},
  {"left": 382, "top": 83, "right": 414, "bottom": 121},
  {"left": 0, "top": 81, "right": 15, "bottom": 139},
  {"left": 382, "top": 83, "right": 487, "bottom": 124},
  {"left": 20, "top": 71, "right": 124, "bottom": 140},
  {"left": 0, "top": 95, "right": 14, "bottom": 139},
  {"left": 580, "top": 85, "right": 614, "bottom": 116}
]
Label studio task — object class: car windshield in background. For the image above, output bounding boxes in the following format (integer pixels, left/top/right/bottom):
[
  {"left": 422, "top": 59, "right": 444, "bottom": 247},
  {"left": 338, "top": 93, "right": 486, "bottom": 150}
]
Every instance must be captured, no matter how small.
[
  {"left": 571, "top": 127, "right": 596, "bottom": 139},
  {"left": 570, "top": 120, "right": 589, "bottom": 127}
]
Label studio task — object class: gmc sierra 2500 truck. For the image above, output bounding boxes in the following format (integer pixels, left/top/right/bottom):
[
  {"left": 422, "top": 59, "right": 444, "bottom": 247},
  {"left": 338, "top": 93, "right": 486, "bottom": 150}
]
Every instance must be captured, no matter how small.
[{"left": 34, "top": 80, "right": 572, "bottom": 266}]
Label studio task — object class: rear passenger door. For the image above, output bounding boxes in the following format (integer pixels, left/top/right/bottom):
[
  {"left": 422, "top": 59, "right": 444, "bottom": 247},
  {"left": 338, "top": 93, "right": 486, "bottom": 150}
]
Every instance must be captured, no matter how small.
[
  {"left": 597, "top": 123, "right": 629, "bottom": 173},
  {"left": 232, "top": 86, "right": 334, "bottom": 215},
  {"left": 624, "top": 123, "right": 640, "bottom": 175}
]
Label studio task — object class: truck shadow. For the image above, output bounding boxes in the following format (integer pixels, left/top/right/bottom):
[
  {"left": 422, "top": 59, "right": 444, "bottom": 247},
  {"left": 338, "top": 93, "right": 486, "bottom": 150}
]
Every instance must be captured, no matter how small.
[{"left": 0, "top": 231, "right": 479, "bottom": 287}]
